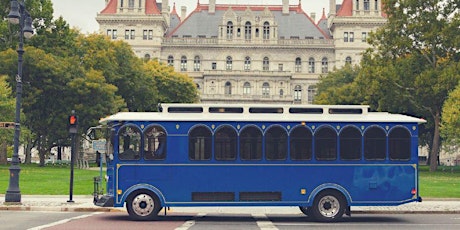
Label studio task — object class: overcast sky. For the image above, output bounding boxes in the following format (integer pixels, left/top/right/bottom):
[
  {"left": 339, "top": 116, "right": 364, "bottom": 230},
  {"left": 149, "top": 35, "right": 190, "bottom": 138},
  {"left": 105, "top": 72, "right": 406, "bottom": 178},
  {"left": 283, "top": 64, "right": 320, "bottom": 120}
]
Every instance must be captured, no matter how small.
[{"left": 51, "top": 0, "right": 331, "bottom": 34}]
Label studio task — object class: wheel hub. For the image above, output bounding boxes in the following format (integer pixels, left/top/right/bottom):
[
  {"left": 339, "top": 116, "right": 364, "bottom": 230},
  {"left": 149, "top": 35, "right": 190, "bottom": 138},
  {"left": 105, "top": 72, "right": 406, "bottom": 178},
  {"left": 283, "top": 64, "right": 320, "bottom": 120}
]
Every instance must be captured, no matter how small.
[{"left": 132, "top": 194, "right": 155, "bottom": 217}]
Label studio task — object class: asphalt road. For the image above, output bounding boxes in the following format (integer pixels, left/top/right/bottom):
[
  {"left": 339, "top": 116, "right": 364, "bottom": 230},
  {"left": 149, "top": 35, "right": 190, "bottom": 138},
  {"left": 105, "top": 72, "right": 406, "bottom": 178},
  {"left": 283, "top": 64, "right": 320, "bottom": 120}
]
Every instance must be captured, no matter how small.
[{"left": 2, "top": 211, "right": 460, "bottom": 230}]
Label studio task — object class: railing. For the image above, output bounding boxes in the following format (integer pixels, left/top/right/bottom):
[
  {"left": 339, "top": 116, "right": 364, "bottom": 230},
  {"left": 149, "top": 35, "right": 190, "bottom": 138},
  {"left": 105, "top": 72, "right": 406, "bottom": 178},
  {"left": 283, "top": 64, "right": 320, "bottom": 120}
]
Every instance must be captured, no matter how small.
[{"left": 162, "top": 37, "right": 334, "bottom": 46}]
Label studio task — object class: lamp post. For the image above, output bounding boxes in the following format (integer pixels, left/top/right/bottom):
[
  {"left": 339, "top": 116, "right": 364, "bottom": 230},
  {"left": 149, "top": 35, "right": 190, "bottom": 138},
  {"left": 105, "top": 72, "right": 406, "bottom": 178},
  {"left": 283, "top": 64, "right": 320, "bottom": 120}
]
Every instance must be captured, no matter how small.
[{"left": 5, "top": 0, "right": 34, "bottom": 203}]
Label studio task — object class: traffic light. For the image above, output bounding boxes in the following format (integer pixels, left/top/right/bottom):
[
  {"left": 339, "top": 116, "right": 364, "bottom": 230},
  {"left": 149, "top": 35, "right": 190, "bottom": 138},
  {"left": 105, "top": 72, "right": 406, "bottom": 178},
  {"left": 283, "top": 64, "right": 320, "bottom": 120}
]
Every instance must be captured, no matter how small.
[{"left": 68, "top": 114, "right": 78, "bottom": 134}]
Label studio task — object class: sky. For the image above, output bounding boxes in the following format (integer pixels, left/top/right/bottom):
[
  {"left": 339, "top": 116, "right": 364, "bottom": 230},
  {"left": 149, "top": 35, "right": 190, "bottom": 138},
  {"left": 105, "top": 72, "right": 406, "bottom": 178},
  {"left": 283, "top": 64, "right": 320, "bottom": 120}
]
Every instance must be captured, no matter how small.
[{"left": 51, "top": 0, "right": 331, "bottom": 34}]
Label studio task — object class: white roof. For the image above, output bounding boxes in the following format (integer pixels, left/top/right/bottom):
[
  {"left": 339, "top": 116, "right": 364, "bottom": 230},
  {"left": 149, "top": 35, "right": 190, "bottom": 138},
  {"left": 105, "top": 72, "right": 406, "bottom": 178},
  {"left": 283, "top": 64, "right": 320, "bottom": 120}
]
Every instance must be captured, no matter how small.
[{"left": 100, "top": 104, "right": 426, "bottom": 124}]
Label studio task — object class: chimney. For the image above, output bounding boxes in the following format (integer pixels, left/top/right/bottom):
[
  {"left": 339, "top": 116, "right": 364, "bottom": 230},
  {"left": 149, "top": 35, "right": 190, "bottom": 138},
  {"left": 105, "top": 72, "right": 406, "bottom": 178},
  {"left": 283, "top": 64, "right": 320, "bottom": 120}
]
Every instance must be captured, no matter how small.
[
  {"left": 209, "top": 0, "right": 216, "bottom": 14},
  {"left": 162, "top": 0, "right": 169, "bottom": 14},
  {"left": 310, "top": 12, "right": 316, "bottom": 23},
  {"left": 282, "top": 0, "right": 289, "bottom": 15},
  {"left": 181, "top": 6, "right": 187, "bottom": 21},
  {"left": 329, "top": 0, "right": 336, "bottom": 16}
]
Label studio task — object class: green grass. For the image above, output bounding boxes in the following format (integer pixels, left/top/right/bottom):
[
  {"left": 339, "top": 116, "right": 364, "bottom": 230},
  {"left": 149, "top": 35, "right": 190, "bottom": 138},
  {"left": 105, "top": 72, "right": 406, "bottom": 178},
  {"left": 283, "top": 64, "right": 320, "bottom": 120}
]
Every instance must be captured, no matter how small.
[
  {"left": 1, "top": 164, "right": 460, "bottom": 198},
  {"left": 0, "top": 164, "right": 100, "bottom": 195}
]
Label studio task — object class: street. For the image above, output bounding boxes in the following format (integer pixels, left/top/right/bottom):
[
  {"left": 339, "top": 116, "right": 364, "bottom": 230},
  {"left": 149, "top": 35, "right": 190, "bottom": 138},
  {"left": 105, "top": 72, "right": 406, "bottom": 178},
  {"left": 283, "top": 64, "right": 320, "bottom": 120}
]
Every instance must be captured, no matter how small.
[{"left": 2, "top": 211, "right": 460, "bottom": 230}]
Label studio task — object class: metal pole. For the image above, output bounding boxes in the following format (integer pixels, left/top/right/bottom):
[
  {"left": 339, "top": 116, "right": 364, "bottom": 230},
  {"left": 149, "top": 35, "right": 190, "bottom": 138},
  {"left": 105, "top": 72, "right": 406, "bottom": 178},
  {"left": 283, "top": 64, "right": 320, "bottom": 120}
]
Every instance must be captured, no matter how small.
[{"left": 5, "top": 0, "right": 25, "bottom": 203}]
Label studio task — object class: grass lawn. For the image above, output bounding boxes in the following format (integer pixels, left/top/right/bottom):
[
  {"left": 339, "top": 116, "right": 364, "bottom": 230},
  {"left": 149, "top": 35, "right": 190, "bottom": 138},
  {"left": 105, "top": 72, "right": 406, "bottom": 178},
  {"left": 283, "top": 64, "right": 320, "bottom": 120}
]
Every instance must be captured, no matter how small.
[{"left": 1, "top": 164, "right": 459, "bottom": 198}]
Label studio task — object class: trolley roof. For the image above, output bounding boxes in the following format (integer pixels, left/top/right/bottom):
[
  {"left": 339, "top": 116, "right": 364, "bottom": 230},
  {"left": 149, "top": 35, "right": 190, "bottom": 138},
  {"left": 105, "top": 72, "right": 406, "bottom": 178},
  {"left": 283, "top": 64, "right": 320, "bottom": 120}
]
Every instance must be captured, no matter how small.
[{"left": 99, "top": 104, "right": 426, "bottom": 124}]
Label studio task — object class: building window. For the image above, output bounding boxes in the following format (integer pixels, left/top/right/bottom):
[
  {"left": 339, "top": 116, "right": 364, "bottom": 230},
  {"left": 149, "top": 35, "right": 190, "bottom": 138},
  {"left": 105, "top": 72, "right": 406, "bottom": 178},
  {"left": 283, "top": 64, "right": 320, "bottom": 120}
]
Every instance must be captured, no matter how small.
[
  {"left": 278, "top": 64, "right": 283, "bottom": 71},
  {"left": 321, "top": 58, "right": 328, "bottom": 73},
  {"left": 180, "top": 56, "right": 187, "bottom": 71},
  {"left": 340, "top": 126, "right": 362, "bottom": 160},
  {"left": 344, "top": 32, "right": 349, "bottom": 42},
  {"left": 244, "top": 56, "right": 251, "bottom": 71},
  {"left": 279, "top": 89, "right": 284, "bottom": 96},
  {"left": 263, "top": 57, "right": 269, "bottom": 71},
  {"left": 295, "top": 58, "right": 302, "bottom": 72},
  {"left": 308, "top": 58, "right": 315, "bottom": 73},
  {"left": 375, "top": 0, "right": 379, "bottom": 10},
  {"left": 294, "top": 85, "right": 302, "bottom": 101},
  {"left": 345, "top": 56, "right": 352, "bottom": 65},
  {"left": 245, "top": 21, "right": 252, "bottom": 40},
  {"left": 263, "top": 22, "right": 270, "bottom": 40},
  {"left": 120, "top": 0, "right": 124, "bottom": 7},
  {"left": 111, "top": 29, "right": 117, "bottom": 39},
  {"left": 225, "top": 81, "right": 232, "bottom": 95},
  {"left": 364, "top": 0, "right": 370, "bottom": 10},
  {"left": 315, "top": 126, "right": 337, "bottom": 161},
  {"left": 362, "top": 32, "right": 367, "bottom": 42},
  {"left": 128, "top": 0, "right": 134, "bottom": 9},
  {"left": 107, "top": 29, "right": 112, "bottom": 37},
  {"left": 356, "top": 0, "right": 359, "bottom": 10},
  {"left": 215, "top": 126, "right": 237, "bottom": 161},
  {"left": 125, "top": 30, "right": 130, "bottom": 39},
  {"left": 148, "top": 30, "right": 153, "bottom": 40},
  {"left": 226, "top": 21, "right": 233, "bottom": 39},
  {"left": 144, "top": 126, "right": 166, "bottom": 160},
  {"left": 243, "top": 82, "right": 251, "bottom": 95},
  {"left": 226, "top": 56, "right": 233, "bottom": 70},
  {"left": 167, "top": 55, "right": 174, "bottom": 66},
  {"left": 194, "top": 56, "right": 201, "bottom": 71},
  {"left": 144, "top": 54, "right": 150, "bottom": 61},
  {"left": 308, "top": 85, "right": 316, "bottom": 104},
  {"left": 143, "top": 30, "right": 147, "bottom": 40},
  {"left": 349, "top": 32, "right": 354, "bottom": 42},
  {"left": 212, "top": 62, "right": 217, "bottom": 70},
  {"left": 118, "top": 125, "right": 141, "bottom": 160},
  {"left": 265, "top": 126, "right": 288, "bottom": 160},
  {"left": 189, "top": 126, "right": 212, "bottom": 161},
  {"left": 290, "top": 126, "right": 313, "bottom": 160},
  {"left": 262, "top": 82, "right": 270, "bottom": 96},
  {"left": 240, "top": 126, "right": 262, "bottom": 161},
  {"left": 130, "top": 30, "right": 135, "bottom": 40}
]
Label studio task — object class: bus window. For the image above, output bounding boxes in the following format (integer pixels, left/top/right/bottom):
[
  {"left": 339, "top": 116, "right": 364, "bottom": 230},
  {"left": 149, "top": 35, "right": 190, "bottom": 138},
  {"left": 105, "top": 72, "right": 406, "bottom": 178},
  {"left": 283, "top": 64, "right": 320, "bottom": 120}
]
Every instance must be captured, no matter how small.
[
  {"left": 290, "top": 126, "right": 312, "bottom": 160},
  {"left": 265, "top": 126, "right": 288, "bottom": 160},
  {"left": 144, "top": 126, "right": 167, "bottom": 160},
  {"left": 340, "top": 126, "right": 362, "bottom": 160},
  {"left": 118, "top": 125, "right": 141, "bottom": 160},
  {"left": 189, "top": 126, "right": 212, "bottom": 160},
  {"left": 215, "top": 126, "right": 237, "bottom": 161},
  {"left": 240, "top": 126, "right": 262, "bottom": 160},
  {"left": 364, "top": 127, "right": 386, "bottom": 160},
  {"left": 389, "top": 127, "right": 411, "bottom": 161},
  {"left": 315, "top": 127, "right": 337, "bottom": 161}
]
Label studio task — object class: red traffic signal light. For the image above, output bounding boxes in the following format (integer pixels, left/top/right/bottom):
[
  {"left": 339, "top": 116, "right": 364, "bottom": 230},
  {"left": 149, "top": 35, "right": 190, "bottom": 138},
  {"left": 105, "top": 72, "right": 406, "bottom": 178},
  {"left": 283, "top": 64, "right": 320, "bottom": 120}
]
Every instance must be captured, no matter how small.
[{"left": 69, "top": 115, "right": 78, "bottom": 125}]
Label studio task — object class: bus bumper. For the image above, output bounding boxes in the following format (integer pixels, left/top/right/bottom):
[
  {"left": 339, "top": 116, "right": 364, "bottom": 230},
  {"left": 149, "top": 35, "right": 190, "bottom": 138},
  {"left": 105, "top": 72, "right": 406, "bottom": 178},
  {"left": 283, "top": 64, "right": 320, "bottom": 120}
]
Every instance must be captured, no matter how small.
[{"left": 93, "top": 195, "right": 114, "bottom": 207}]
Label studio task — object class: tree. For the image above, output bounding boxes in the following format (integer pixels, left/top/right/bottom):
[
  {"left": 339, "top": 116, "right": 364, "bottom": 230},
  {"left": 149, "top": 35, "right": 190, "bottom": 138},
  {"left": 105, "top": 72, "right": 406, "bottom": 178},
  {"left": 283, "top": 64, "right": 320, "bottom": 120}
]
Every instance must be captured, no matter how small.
[
  {"left": 0, "top": 76, "right": 15, "bottom": 164},
  {"left": 441, "top": 80, "right": 460, "bottom": 145}
]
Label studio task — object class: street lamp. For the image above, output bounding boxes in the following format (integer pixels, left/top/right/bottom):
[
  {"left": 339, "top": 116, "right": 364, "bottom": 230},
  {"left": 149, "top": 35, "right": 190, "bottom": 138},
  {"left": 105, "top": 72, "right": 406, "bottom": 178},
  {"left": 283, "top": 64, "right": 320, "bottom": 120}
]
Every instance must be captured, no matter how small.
[{"left": 5, "top": 0, "right": 34, "bottom": 203}]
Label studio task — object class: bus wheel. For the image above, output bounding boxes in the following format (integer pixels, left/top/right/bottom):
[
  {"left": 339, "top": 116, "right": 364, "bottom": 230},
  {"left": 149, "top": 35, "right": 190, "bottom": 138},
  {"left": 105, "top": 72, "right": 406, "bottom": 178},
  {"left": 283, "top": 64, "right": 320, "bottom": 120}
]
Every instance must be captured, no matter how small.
[
  {"left": 310, "top": 190, "right": 346, "bottom": 222},
  {"left": 126, "top": 190, "right": 161, "bottom": 221},
  {"left": 299, "top": 206, "right": 311, "bottom": 216}
]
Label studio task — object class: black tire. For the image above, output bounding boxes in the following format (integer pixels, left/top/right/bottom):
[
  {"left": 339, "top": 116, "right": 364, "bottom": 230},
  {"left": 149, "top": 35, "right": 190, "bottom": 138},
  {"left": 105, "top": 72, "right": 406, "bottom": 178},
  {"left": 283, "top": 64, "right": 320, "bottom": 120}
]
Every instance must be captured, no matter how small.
[
  {"left": 126, "top": 190, "right": 162, "bottom": 221},
  {"left": 310, "top": 190, "right": 346, "bottom": 222},
  {"left": 299, "top": 206, "right": 311, "bottom": 216}
]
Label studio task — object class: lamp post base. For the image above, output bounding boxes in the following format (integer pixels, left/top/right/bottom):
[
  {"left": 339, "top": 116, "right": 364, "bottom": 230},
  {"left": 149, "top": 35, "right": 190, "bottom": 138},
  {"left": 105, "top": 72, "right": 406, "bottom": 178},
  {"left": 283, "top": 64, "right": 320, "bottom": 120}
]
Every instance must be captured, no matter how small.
[{"left": 5, "top": 165, "right": 21, "bottom": 203}]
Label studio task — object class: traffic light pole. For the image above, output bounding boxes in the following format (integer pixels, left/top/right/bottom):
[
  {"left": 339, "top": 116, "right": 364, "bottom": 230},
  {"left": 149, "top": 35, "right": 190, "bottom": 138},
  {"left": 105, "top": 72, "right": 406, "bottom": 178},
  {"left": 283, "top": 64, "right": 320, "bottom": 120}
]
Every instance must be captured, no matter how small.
[{"left": 68, "top": 111, "right": 78, "bottom": 203}]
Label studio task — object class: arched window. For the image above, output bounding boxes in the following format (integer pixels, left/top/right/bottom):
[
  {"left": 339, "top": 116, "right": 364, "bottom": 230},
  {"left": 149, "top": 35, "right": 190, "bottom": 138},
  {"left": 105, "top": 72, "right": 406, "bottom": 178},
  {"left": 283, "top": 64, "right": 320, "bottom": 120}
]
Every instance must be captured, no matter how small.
[
  {"left": 225, "top": 81, "right": 232, "bottom": 95},
  {"left": 263, "top": 22, "right": 270, "bottom": 40},
  {"left": 144, "top": 125, "right": 167, "bottom": 160},
  {"left": 180, "top": 56, "right": 187, "bottom": 71},
  {"left": 315, "top": 126, "right": 337, "bottom": 161},
  {"left": 308, "top": 85, "right": 316, "bottom": 104},
  {"left": 118, "top": 125, "right": 141, "bottom": 160},
  {"left": 364, "top": 0, "right": 370, "bottom": 10},
  {"left": 389, "top": 127, "right": 411, "bottom": 161},
  {"left": 215, "top": 126, "right": 237, "bottom": 161},
  {"left": 144, "top": 54, "right": 150, "bottom": 61},
  {"left": 345, "top": 56, "right": 352, "bottom": 65},
  {"left": 279, "top": 89, "right": 284, "bottom": 96},
  {"left": 364, "top": 127, "right": 386, "bottom": 160},
  {"left": 340, "top": 126, "right": 362, "bottom": 160},
  {"left": 189, "top": 126, "right": 212, "bottom": 160},
  {"left": 295, "top": 57, "right": 302, "bottom": 72},
  {"left": 263, "top": 57, "right": 269, "bottom": 71},
  {"left": 128, "top": 0, "right": 134, "bottom": 9},
  {"left": 321, "top": 57, "right": 328, "bottom": 73},
  {"left": 240, "top": 126, "right": 262, "bottom": 160},
  {"left": 265, "top": 126, "right": 288, "bottom": 160},
  {"left": 194, "top": 56, "right": 201, "bottom": 71},
  {"left": 167, "top": 55, "right": 174, "bottom": 66},
  {"left": 356, "top": 0, "right": 360, "bottom": 10},
  {"left": 290, "top": 126, "right": 313, "bottom": 160},
  {"left": 226, "top": 56, "right": 233, "bottom": 70},
  {"left": 226, "top": 21, "right": 233, "bottom": 39},
  {"left": 243, "top": 82, "right": 251, "bottom": 95},
  {"left": 244, "top": 56, "right": 251, "bottom": 71},
  {"left": 262, "top": 82, "right": 270, "bottom": 96},
  {"left": 245, "top": 21, "right": 252, "bottom": 40},
  {"left": 308, "top": 57, "right": 315, "bottom": 73},
  {"left": 294, "top": 85, "right": 302, "bottom": 101}
]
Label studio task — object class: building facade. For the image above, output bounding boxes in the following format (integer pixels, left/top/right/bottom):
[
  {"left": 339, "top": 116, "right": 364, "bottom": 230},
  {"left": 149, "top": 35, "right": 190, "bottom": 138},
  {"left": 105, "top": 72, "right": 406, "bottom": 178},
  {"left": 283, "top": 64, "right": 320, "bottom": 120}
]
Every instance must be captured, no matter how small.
[{"left": 96, "top": 0, "right": 387, "bottom": 104}]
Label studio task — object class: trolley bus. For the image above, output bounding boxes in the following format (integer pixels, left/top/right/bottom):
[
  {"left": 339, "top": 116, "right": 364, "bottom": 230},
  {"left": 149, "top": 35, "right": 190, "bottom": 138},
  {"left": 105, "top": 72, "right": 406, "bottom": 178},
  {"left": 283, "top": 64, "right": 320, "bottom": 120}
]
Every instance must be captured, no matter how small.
[{"left": 93, "top": 103, "right": 425, "bottom": 222}]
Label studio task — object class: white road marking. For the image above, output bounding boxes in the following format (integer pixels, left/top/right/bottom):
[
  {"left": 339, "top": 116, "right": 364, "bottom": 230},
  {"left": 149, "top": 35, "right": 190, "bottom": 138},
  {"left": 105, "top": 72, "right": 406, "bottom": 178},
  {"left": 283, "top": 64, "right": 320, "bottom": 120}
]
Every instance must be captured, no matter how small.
[
  {"left": 253, "top": 213, "right": 279, "bottom": 230},
  {"left": 175, "top": 212, "right": 206, "bottom": 230},
  {"left": 28, "top": 212, "right": 103, "bottom": 230}
]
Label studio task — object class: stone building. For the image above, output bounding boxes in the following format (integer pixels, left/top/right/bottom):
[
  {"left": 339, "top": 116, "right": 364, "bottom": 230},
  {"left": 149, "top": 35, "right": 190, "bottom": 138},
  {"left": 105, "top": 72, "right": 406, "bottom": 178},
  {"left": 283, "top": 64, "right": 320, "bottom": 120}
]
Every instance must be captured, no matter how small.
[{"left": 96, "top": 0, "right": 387, "bottom": 104}]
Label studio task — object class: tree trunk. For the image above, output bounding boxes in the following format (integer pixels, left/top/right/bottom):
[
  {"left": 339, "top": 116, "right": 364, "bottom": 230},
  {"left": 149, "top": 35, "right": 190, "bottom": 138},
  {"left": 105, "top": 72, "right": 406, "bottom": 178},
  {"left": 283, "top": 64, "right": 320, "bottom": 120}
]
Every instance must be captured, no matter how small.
[
  {"left": 0, "top": 142, "right": 7, "bottom": 165},
  {"left": 429, "top": 111, "right": 441, "bottom": 172}
]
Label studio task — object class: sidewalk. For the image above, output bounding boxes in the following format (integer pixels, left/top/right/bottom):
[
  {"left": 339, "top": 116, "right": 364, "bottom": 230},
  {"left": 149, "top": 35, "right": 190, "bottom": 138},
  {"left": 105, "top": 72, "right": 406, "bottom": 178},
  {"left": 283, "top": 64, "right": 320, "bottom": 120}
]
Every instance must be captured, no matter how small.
[{"left": 1, "top": 195, "right": 460, "bottom": 214}]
